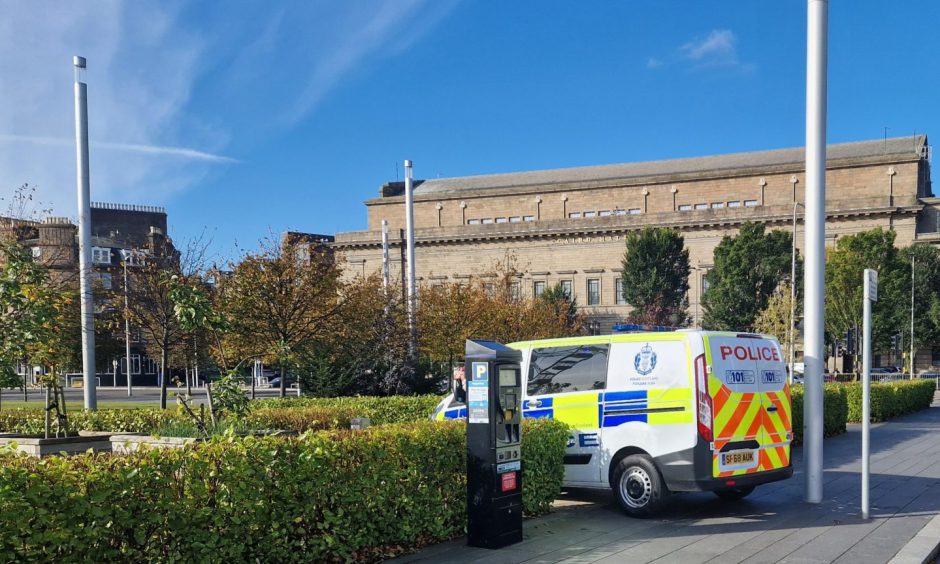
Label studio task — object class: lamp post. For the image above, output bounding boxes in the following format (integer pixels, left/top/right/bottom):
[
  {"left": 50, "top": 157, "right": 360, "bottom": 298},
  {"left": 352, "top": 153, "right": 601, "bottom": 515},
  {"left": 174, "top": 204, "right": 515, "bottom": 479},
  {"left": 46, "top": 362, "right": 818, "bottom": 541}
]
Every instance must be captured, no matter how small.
[
  {"left": 121, "top": 250, "right": 133, "bottom": 397},
  {"left": 789, "top": 202, "right": 804, "bottom": 384},
  {"left": 910, "top": 254, "right": 915, "bottom": 377}
]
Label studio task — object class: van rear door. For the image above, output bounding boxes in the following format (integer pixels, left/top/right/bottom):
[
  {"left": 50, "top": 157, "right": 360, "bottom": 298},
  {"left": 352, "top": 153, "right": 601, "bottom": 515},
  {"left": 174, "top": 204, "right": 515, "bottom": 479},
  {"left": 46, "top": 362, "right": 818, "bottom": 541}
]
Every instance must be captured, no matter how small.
[{"left": 705, "top": 334, "right": 790, "bottom": 478}]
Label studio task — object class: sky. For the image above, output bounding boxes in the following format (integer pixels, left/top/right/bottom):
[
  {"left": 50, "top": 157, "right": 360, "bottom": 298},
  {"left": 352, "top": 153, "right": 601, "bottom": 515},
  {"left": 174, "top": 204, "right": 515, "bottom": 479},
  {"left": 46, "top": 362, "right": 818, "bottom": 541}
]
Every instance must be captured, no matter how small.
[{"left": 1, "top": 1, "right": 938, "bottom": 262}]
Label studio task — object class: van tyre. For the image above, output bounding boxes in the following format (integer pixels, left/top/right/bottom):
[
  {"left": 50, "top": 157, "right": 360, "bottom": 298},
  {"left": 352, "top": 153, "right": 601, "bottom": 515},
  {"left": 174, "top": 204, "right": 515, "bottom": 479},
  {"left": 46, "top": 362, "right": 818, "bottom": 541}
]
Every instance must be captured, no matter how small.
[
  {"left": 714, "top": 486, "right": 755, "bottom": 501},
  {"left": 612, "top": 455, "right": 669, "bottom": 517}
]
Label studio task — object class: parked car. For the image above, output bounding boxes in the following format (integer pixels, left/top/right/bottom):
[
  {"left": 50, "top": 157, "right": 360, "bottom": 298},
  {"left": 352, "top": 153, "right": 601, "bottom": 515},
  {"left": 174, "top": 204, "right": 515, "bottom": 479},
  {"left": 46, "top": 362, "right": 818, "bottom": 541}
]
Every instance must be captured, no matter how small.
[{"left": 268, "top": 374, "right": 297, "bottom": 388}]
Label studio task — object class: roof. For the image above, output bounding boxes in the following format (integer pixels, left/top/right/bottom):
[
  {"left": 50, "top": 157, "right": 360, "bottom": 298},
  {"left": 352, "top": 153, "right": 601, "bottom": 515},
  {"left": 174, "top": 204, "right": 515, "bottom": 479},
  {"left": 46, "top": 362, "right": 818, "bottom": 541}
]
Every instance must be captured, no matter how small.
[{"left": 399, "top": 135, "right": 927, "bottom": 197}]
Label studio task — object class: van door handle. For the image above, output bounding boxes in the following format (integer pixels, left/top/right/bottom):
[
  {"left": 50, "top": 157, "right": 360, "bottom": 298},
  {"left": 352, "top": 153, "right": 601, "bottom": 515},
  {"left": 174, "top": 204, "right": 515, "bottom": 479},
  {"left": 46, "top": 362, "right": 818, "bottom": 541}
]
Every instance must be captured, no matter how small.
[{"left": 766, "top": 405, "right": 778, "bottom": 413}]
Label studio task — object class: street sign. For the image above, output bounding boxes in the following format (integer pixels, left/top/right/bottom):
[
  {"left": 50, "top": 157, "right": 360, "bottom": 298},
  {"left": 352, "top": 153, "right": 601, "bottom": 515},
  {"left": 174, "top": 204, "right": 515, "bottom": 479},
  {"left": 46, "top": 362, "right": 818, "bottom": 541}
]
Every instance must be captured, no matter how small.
[{"left": 865, "top": 269, "right": 878, "bottom": 302}]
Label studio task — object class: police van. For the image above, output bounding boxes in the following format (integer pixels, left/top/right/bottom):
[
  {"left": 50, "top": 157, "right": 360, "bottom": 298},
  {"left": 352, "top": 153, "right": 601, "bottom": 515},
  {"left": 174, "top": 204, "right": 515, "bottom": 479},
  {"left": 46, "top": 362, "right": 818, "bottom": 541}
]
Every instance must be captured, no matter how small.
[{"left": 432, "top": 330, "right": 793, "bottom": 516}]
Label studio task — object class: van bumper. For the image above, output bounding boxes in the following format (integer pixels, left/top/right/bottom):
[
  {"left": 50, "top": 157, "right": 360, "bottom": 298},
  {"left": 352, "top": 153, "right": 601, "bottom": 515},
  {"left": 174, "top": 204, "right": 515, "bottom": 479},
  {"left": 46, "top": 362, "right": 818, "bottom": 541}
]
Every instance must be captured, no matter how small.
[{"left": 655, "top": 446, "right": 793, "bottom": 492}]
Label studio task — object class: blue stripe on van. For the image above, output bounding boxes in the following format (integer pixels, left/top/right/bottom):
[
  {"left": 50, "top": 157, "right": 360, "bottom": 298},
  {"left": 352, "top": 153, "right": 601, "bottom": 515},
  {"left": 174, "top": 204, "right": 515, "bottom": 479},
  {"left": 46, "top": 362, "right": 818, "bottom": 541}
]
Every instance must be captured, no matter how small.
[
  {"left": 524, "top": 397, "right": 553, "bottom": 410},
  {"left": 443, "top": 407, "right": 467, "bottom": 419},
  {"left": 524, "top": 409, "right": 553, "bottom": 419},
  {"left": 602, "top": 390, "right": 647, "bottom": 402},
  {"left": 603, "top": 413, "right": 648, "bottom": 427}
]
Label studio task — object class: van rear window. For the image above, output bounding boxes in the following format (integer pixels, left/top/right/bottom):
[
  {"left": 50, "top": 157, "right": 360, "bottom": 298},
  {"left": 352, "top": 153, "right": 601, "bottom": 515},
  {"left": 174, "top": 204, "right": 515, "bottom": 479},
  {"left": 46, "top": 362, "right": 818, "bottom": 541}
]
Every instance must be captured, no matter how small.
[{"left": 528, "top": 345, "right": 609, "bottom": 396}]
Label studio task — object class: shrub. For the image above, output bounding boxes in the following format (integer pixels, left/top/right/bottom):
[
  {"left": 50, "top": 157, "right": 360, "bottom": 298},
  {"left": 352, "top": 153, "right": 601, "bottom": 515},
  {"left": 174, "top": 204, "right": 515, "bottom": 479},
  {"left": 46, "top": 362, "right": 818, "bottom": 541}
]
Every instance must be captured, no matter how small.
[
  {"left": 791, "top": 383, "right": 847, "bottom": 445},
  {"left": 0, "top": 407, "right": 183, "bottom": 435},
  {"left": 255, "top": 395, "right": 443, "bottom": 425},
  {"left": 844, "top": 379, "right": 935, "bottom": 422},
  {"left": 0, "top": 418, "right": 568, "bottom": 562}
]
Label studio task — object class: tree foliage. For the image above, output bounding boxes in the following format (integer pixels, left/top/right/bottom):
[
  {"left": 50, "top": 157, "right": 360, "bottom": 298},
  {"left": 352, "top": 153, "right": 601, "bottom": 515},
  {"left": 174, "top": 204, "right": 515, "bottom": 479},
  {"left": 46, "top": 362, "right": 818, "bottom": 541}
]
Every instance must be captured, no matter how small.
[
  {"left": 753, "top": 282, "right": 799, "bottom": 362},
  {"left": 620, "top": 227, "right": 690, "bottom": 326},
  {"left": 703, "top": 222, "right": 799, "bottom": 331}
]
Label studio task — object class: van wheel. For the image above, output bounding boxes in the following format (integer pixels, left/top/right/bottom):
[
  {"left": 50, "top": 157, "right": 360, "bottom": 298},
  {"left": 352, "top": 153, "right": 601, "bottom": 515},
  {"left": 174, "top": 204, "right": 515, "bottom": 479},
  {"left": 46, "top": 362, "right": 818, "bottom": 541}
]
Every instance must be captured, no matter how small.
[
  {"left": 612, "top": 454, "right": 668, "bottom": 517},
  {"left": 714, "top": 486, "right": 755, "bottom": 501}
]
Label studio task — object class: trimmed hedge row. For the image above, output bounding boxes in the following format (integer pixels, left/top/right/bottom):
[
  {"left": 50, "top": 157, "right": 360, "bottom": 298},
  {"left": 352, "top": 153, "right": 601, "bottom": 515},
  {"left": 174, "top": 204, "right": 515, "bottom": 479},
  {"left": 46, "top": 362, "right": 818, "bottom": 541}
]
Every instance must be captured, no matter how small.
[
  {"left": 791, "top": 383, "right": 848, "bottom": 445},
  {"left": 0, "top": 418, "right": 568, "bottom": 562},
  {"left": 0, "top": 395, "right": 445, "bottom": 435},
  {"left": 844, "top": 379, "right": 936, "bottom": 423}
]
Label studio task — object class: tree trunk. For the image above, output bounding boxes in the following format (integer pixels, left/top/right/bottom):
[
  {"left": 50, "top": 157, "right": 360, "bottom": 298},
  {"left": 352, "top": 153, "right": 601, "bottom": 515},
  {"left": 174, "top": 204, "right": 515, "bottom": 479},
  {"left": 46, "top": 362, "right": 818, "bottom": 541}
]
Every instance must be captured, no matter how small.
[
  {"left": 279, "top": 364, "right": 286, "bottom": 398},
  {"left": 160, "top": 343, "right": 169, "bottom": 410}
]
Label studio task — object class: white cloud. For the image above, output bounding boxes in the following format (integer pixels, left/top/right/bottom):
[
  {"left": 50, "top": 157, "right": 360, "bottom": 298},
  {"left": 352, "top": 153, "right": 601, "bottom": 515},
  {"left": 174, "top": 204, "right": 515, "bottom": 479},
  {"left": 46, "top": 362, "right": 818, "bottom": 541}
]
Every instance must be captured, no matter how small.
[
  {"left": 648, "top": 29, "right": 752, "bottom": 72},
  {"left": 646, "top": 57, "right": 664, "bottom": 69},
  {"left": 0, "top": 2, "right": 227, "bottom": 217}
]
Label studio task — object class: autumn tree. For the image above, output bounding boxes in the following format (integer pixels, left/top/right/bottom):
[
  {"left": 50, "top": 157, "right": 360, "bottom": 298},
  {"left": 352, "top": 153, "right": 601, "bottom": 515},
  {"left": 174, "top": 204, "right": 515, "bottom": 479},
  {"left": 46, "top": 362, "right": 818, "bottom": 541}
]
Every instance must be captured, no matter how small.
[
  {"left": 620, "top": 227, "right": 690, "bottom": 326},
  {"left": 702, "top": 222, "right": 799, "bottom": 331},
  {"left": 220, "top": 239, "right": 343, "bottom": 397},
  {"left": 753, "top": 282, "right": 800, "bottom": 362}
]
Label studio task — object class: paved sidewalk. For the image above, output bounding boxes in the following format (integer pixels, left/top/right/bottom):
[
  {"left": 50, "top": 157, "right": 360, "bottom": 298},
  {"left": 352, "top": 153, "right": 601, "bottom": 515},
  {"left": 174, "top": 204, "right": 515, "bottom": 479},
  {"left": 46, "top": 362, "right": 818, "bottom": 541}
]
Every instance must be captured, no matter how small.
[{"left": 395, "top": 392, "right": 940, "bottom": 564}]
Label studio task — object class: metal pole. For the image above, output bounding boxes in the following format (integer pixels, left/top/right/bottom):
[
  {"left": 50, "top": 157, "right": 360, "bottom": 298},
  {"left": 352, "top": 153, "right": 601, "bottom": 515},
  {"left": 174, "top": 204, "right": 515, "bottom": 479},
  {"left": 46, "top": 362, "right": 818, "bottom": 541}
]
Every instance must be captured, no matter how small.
[
  {"left": 861, "top": 269, "right": 874, "bottom": 519},
  {"left": 123, "top": 255, "right": 133, "bottom": 397},
  {"left": 381, "top": 219, "right": 390, "bottom": 290},
  {"left": 404, "top": 160, "right": 417, "bottom": 359},
  {"left": 803, "top": 0, "right": 828, "bottom": 504},
  {"left": 789, "top": 202, "right": 799, "bottom": 384},
  {"left": 910, "top": 254, "right": 915, "bottom": 377},
  {"left": 73, "top": 55, "right": 97, "bottom": 411}
]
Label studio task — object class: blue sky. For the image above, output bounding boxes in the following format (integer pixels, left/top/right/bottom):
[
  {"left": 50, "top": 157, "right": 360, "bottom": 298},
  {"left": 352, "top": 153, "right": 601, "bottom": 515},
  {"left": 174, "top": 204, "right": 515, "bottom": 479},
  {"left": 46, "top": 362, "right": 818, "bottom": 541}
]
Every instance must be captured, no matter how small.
[{"left": 1, "top": 1, "right": 937, "bottom": 262}]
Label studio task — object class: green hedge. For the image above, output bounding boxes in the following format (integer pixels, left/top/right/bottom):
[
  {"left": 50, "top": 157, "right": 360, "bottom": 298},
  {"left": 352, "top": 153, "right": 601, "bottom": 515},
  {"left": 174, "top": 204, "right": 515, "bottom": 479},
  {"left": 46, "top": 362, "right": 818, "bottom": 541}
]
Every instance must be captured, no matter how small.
[
  {"left": 791, "top": 383, "right": 847, "bottom": 445},
  {"left": 0, "top": 418, "right": 568, "bottom": 562},
  {"left": 0, "top": 407, "right": 183, "bottom": 435},
  {"left": 844, "top": 380, "right": 936, "bottom": 423},
  {"left": 255, "top": 395, "right": 444, "bottom": 425}
]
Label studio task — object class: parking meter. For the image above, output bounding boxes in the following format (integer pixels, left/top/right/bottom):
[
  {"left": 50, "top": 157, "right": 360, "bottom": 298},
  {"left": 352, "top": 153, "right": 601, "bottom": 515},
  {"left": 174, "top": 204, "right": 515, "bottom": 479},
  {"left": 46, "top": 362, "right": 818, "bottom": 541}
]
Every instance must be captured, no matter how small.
[{"left": 465, "top": 339, "right": 523, "bottom": 549}]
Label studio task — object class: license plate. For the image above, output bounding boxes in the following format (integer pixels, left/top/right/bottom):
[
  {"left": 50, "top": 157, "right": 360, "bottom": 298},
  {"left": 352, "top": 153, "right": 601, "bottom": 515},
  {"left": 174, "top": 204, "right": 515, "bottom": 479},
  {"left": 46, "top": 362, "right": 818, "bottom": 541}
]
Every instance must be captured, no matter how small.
[
  {"left": 722, "top": 451, "right": 754, "bottom": 465},
  {"left": 719, "top": 449, "right": 758, "bottom": 471}
]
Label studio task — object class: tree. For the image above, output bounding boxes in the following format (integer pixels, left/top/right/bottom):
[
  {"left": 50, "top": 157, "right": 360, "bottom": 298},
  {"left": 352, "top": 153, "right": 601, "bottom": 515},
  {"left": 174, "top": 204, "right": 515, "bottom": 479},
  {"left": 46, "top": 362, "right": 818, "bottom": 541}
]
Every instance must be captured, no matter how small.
[
  {"left": 620, "top": 227, "right": 690, "bottom": 326},
  {"left": 538, "top": 282, "right": 581, "bottom": 332},
  {"left": 220, "top": 239, "right": 343, "bottom": 397},
  {"left": 702, "top": 222, "right": 799, "bottom": 331},
  {"left": 753, "top": 282, "right": 799, "bottom": 362},
  {"left": 125, "top": 239, "right": 185, "bottom": 409}
]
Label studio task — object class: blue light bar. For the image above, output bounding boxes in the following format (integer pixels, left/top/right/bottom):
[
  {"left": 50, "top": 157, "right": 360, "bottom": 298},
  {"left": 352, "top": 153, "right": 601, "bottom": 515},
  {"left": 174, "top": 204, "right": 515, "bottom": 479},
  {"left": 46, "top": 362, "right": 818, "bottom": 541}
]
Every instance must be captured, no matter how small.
[{"left": 611, "top": 323, "right": 675, "bottom": 333}]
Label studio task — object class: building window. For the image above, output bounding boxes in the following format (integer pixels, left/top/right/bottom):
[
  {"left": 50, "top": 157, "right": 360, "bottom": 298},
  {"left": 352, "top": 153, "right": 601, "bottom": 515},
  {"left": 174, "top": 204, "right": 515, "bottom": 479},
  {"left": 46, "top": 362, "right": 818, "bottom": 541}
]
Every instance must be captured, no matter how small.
[
  {"left": 495, "top": 217, "right": 508, "bottom": 223},
  {"left": 120, "top": 249, "right": 142, "bottom": 265},
  {"left": 560, "top": 280, "right": 572, "bottom": 298},
  {"left": 510, "top": 281, "right": 520, "bottom": 301},
  {"left": 92, "top": 247, "right": 111, "bottom": 265},
  {"left": 584, "top": 211, "right": 597, "bottom": 218},
  {"left": 533, "top": 280, "right": 546, "bottom": 296},
  {"left": 744, "top": 199, "right": 759, "bottom": 207},
  {"left": 523, "top": 215, "right": 535, "bottom": 222},
  {"left": 614, "top": 209, "right": 627, "bottom": 216},
  {"left": 711, "top": 202, "right": 725, "bottom": 209},
  {"left": 587, "top": 279, "right": 600, "bottom": 305},
  {"left": 695, "top": 203, "right": 708, "bottom": 210},
  {"left": 728, "top": 201, "right": 742, "bottom": 208},
  {"left": 932, "top": 348, "right": 940, "bottom": 363},
  {"left": 481, "top": 218, "right": 494, "bottom": 224},
  {"left": 30, "top": 247, "right": 41, "bottom": 258},
  {"left": 131, "top": 327, "right": 141, "bottom": 343},
  {"left": 509, "top": 216, "right": 522, "bottom": 222},
  {"left": 702, "top": 272, "right": 711, "bottom": 294},
  {"left": 678, "top": 204, "right": 692, "bottom": 211},
  {"left": 527, "top": 344, "right": 609, "bottom": 395},
  {"left": 615, "top": 278, "right": 626, "bottom": 305},
  {"left": 598, "top": 210, "right": 612, "bottom": 217},
  {"left": 93, "top": 272, "right": 112, "bottom": 290},
  {"left": 121, "top": 354, "right": 142, "bottom": 375},
  {"left": 628, "top": 208, "right": 642, "bottom": 215},
  {"left": 568, "top": 212, "right": 582, "bottom": 219},
  {"left": 468, "top": 219, "right": 480, "bottom": 225}
]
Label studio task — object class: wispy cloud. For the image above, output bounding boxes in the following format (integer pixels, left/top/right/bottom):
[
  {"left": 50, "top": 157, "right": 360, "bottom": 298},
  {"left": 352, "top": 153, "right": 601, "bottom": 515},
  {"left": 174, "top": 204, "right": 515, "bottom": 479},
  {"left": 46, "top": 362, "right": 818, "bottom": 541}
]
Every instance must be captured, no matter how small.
[
  {"left": 0, "top": 134, "right": 239, "bottom": 163},
  {"left": 647, "top": 29, "right": 753, "bottom": 72}
]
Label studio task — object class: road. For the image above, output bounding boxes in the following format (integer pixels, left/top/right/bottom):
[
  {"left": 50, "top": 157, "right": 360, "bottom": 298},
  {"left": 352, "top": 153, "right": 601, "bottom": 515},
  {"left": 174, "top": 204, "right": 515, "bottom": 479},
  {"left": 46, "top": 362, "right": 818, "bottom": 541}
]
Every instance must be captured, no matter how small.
[{"left": 1, "top": 385, "right": 293, "bottom": 407}]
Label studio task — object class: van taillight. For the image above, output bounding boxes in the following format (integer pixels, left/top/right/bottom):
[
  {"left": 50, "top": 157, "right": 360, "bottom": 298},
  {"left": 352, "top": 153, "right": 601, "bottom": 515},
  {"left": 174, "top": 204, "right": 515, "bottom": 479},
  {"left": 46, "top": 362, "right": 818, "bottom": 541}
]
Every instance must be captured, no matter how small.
[{"left": 694, "top": 353, "right": 713, "bottom": 442}]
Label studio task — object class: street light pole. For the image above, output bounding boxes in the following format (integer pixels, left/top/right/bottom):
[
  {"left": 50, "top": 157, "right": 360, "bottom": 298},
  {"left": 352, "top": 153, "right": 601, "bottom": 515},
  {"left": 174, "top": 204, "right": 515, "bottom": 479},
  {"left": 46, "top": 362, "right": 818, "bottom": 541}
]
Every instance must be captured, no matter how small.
[
  {"left": 73, "top": 55, "right": 97, "bottom": 411},
  {"left": 404, "top": 160, "right": 417, "bottom": 361},
  {"left": 910, "top": 254, "right": 915, "bottom": 377},
  {"left": 789, "top": 202, "right": 803, "bottom": 384}
]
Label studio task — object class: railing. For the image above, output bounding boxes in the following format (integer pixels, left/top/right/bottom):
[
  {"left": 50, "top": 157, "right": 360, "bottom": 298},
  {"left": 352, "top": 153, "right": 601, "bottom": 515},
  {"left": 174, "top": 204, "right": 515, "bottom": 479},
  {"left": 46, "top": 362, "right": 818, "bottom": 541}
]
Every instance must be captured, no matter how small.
[
  {"left": 825, "top": 372, "right": 940, "bottom": 390},
  {"left": 90, "top": 202, "right": 166, "bottom": 214}
]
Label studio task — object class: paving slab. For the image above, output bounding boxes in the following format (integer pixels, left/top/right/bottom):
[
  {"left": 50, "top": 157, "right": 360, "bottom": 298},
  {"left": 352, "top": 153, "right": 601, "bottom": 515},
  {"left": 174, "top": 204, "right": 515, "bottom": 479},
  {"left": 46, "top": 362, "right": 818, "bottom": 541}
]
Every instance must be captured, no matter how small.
[{"left": 393, "top": 392, "right": 940, "bottom": 564}]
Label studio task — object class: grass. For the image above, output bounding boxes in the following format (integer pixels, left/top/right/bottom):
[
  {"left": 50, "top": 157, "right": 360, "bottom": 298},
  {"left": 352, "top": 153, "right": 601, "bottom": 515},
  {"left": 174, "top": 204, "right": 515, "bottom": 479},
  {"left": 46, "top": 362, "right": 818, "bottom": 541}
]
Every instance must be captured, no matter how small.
[
  {"left": 0, "top": 400, "right": 150, "bottom": 411},
  {"left": 152, "top": 418, "right": 271, "bottom": 438}
]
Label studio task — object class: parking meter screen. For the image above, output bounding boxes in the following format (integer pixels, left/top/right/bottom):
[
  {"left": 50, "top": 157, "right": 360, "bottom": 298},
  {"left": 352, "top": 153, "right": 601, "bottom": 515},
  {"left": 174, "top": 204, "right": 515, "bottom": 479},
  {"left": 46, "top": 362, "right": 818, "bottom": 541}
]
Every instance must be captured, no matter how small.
[{"left": 499, "top": 368, "right": 518, "bottom": 387}]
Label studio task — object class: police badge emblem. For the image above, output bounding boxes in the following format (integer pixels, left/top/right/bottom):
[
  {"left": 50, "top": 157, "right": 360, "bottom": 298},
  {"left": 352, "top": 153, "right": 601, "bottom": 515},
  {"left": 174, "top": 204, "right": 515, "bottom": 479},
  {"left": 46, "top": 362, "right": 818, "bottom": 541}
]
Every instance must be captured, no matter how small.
[{"left": 634, "top": 343, "right": 657, "bottom": 375}]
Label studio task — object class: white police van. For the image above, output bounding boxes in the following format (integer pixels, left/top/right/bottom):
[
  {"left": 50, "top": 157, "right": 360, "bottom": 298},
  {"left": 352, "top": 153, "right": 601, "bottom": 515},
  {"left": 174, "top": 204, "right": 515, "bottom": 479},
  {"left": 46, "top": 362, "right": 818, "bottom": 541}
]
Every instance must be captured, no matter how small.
[{"left": 433, "top": 330, "right": 793, "bottom": 516}]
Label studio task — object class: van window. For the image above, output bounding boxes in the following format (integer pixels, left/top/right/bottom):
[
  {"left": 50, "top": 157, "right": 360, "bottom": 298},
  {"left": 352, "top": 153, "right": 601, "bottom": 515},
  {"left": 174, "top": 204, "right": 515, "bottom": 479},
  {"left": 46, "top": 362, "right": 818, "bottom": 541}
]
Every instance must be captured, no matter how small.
[{"left": 528, "top": 344, "right": 609, "bottom": 395}]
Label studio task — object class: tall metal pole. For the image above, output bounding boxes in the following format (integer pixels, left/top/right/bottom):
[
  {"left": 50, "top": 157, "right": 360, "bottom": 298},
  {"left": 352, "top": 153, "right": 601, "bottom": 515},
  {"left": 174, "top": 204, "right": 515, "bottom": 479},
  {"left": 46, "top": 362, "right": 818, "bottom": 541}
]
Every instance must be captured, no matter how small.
[
  {"left": 123, "top": 255, "right": 133, "bottom": 397},
  {"left": 861, "top": 269, "right": 875, "bottom": 519},
  {"left": 789, "top": 202, "right": 801, "bottom": 384},
  {"left": 910, "top": 254, "right": 915, "bottom": 377},
  {"left": 803, "top": 0, "right": 828, "bottom": 504},
  {"left": 73, "top": 55, "right": 97, "bottom": 411},
  {"left": 381, "top": 219, "right": 390, "bottom": 290},
  {"left": 404, "top": 160, "right": 417, "bottom": 359}
]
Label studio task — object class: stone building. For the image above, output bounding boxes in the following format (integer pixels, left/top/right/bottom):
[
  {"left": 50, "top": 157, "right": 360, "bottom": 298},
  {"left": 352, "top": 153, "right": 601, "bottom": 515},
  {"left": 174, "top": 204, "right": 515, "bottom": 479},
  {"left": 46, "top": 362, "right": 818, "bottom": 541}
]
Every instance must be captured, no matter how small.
[
  {"left": 333, "top": 135, "right": 939, "bottom": 366},
  {"left": 2, "top": 202, "right": 176, "bottom": 385}
]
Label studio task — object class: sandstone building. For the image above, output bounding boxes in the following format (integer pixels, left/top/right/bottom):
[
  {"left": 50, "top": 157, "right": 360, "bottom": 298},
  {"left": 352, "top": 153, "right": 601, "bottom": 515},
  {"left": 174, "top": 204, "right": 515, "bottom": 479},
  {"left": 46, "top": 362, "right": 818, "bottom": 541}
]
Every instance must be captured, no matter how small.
[{"left": 334, "top": 135, "right": 937, "bottom": 351}]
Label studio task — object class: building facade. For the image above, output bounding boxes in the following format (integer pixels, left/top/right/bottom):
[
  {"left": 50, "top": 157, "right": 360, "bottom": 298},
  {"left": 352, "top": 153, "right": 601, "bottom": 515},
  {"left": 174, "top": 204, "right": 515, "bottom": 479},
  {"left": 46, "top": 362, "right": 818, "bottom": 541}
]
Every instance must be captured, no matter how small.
[{"left": 334, "top": 136, "right": 939, "bottom": 367}]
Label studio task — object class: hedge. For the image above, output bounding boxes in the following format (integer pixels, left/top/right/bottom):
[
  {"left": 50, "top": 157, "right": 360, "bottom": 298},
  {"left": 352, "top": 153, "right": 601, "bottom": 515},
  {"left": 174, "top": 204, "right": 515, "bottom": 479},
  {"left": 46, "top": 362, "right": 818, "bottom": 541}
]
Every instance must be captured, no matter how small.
[
  {"left": 0, "top": 418, "right": 568, "bottom": 562},
  {"left": 791, "top": 383, "right": 848, "bottom": 445},
  {"left": 0, "top": 395, "right": 445, "bottom": 435},
  {"left": 844, "top": 379, "right": 936, "bottom": 423}
]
